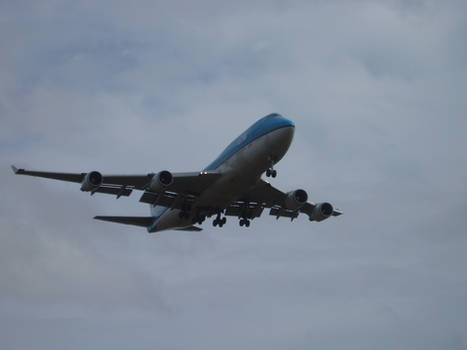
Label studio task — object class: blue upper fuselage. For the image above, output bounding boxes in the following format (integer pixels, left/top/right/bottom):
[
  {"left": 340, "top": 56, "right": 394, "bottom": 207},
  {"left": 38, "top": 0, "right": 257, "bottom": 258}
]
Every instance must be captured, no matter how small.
[{"left": 204, "top": 113, "right": 295, "bottom": 171}]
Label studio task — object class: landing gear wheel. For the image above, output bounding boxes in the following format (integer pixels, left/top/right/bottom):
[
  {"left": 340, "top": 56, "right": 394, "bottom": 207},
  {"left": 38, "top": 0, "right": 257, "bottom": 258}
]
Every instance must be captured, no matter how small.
[
  {"left": 239, "top": 218, "right": 250, "bottom": 227},
  {"left": 212, "top": 219, "right": 218, "bottom": 227},
  {"left": 222, "top": 217, "right": 227, "bottom": 225},
  {"left": 266, "top": 168, "right": 277, "bottom": 178}
]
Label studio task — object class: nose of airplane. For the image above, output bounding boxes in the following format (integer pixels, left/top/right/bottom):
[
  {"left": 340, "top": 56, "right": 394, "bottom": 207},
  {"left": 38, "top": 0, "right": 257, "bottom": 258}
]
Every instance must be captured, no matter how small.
[
  {"left": 267, "top": 121, "right": 295, "bottom": 161},
  {"left": 272, "top": 114, "right": 295, "bottom": 128},
  {"left": 273, "top": 114, "right": 295, "bottom": 141},
  {"left": 277, "top": 123, "right": 295, "bottom": 144}
]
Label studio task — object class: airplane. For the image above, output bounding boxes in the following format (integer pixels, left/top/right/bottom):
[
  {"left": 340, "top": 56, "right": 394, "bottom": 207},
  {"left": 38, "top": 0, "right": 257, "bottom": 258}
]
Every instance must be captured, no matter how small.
[{"left": 12, "top": 113, "right": 342, "bottom": 232}]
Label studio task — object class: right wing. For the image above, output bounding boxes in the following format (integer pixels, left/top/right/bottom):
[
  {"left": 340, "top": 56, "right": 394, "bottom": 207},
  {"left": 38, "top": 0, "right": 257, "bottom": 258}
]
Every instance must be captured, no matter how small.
[
  {"left": 225, "top": 179, "right": 342, "bottom": 221},
  {"left": 11, "top": 166, "right": 221, "bottom": 201}
]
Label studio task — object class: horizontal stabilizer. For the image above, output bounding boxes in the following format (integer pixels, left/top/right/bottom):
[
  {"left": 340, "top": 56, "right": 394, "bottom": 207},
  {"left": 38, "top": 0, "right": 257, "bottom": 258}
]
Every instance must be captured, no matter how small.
[
  {"left": 94, "top": 216, "right": 154, "bottom": 227},
  {"left": 175, "top": 226, "right": 203, "bottom": 232}
]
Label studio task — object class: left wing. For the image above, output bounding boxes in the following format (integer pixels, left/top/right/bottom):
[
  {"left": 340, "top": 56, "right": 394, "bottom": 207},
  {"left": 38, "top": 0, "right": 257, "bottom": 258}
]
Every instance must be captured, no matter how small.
[{"left": 229, "top": 179, "right": 342, "bottom": 221}]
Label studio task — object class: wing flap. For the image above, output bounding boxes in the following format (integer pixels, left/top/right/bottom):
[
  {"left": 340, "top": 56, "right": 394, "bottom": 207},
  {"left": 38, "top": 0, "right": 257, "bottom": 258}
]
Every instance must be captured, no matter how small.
[
  {"left": 94, "top": 216, "right": 154, "bottom": 227},
  {"left": 270, "top": 206, "right": 299, "bottom": 219},
  {"left": 92, "top": 186, "right": 132, "bottom": 197},
  {"left": 139, "top": 191, "right": 197, "bottom": 209},
  {"left": 225, "top": 201, "right": 264, "bottom": 219}
]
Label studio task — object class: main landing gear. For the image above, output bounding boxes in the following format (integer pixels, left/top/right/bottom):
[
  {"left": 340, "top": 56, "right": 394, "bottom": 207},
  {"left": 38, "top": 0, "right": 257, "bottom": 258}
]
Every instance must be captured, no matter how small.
[
  {"left": 213, "top": 212, "right": 227, "bottom": 227},
  {"left": 239, "top": 218, "right": 250, "bottom": 227}
]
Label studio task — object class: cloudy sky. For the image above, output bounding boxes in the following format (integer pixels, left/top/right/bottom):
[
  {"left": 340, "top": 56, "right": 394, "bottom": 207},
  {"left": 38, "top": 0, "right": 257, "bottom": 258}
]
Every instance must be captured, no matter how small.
[{"left": 1, "top": 0, "right": 467, "bottom": 349}]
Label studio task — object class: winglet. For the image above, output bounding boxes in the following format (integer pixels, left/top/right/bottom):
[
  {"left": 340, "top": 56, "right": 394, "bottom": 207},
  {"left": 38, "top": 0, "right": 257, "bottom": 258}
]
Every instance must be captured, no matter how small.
[{"left": 11, "top": 165, "right": 19, "bottom": 174}]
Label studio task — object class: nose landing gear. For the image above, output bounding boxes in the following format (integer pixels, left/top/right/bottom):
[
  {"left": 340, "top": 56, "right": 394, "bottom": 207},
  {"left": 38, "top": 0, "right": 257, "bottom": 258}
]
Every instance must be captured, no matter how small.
[
  {"left": 265, "top": 157, "right": 277, "bottom": 178},
  {"left": 265, "top": 168, "right": 277, "bottom": 178}
]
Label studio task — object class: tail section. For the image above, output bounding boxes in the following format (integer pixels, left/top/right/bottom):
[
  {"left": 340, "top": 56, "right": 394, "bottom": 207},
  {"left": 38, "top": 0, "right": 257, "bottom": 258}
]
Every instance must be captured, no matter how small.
[{"left": 94, "top": 215, "right": 203, "bottom": 232}]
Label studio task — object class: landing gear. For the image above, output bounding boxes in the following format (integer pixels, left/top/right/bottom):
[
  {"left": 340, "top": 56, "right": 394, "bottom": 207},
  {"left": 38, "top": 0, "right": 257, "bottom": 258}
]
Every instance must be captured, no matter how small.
[
  {"left": 265, "top": 157, "right": 277, "bottom": 178},
  {"left": 239, "top": 218, "right": 251, "bottom": 227},
  {"left": 212, "top": 212, "right": 227, "bottom": 227},
  {"left": 265, "top": 168, "right": 277, "bottom": 178}
]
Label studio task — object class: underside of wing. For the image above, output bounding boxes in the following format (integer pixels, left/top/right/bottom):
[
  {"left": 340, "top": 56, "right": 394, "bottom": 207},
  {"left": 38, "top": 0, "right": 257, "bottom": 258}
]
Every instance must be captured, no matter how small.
[
  {"left": 237, "top": 179, "right": 342, "bottom": 222},
  {"left": 139, "top": 172, "right": 222, "bottom": 208},
  {"left": 12, "top": 166, "right": 221, "bottom": 201},
  {"left": 11, "top": 166, "right": 152, "bottom": 194},
  {"left": 12, "top": 166, "right": 86, "bottom": 182},
  {"left": 238, "top": 179, "right": 286, "bottom": 207}
]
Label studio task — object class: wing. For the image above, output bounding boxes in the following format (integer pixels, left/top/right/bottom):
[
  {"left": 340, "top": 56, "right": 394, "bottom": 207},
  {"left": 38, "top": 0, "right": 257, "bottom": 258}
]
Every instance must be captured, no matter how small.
[
  {"left": 11, "top": 165, "right": 221, "bottom": 200},
  {"left": 229, "top": 179, "right": 342, "bottom": 221}
]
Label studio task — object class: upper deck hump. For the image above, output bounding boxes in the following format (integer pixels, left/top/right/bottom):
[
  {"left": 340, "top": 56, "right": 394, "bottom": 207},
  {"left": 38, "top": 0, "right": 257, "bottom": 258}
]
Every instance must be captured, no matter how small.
[{"left": 204, "top": 114, "right": 294, "bottom": 171}]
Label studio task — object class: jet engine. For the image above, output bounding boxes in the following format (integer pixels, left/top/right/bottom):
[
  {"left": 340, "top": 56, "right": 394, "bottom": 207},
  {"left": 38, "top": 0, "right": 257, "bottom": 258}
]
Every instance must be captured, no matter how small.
[
  {"left": 284, "top": 189, "right": 308, "bottom": 210},
  {"left": 80, "top": 171, "right": 103, "bottom": 192},
  {"left": 308, "top": 202, "right": 334, "bottom": 222},
  {"left": 149, "top": 170, "right": 174, "bottom": 192}
]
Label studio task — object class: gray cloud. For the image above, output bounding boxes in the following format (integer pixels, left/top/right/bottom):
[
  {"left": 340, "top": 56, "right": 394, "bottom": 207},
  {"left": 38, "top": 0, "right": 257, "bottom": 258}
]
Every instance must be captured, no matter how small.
[{"left": 1, "top": 0, "right": 467, "bottom": 349}]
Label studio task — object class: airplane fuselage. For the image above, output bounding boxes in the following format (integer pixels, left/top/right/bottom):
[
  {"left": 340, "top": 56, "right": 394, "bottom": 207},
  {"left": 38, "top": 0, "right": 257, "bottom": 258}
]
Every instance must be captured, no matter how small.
[{"left": 149, "top": 114, "right": 295, "bottom": 232}]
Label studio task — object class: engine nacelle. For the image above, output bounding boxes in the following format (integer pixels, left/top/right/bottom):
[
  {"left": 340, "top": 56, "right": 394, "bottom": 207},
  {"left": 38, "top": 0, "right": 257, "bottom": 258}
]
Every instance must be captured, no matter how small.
[
  {"left": 284, "top": 189, "right": 308, "bottom": 210},
  {"left": 80, "top": 171, "right": 103, "bottom": 192},
  {"left": 308, "top": 202, "right": 334, "bottom": 222},
  {"left": 149, "top": 170, "right": 173, "bottom": 192}
]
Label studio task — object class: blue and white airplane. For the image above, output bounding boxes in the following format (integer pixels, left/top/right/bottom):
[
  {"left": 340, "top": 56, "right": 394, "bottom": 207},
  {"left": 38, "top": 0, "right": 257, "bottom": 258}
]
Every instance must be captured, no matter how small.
[{"left": 12, "top": 113, "right": 342, "bottom": 232}]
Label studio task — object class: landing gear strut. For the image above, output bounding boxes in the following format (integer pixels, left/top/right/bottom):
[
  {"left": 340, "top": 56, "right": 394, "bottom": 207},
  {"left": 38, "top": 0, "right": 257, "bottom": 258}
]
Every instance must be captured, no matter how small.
[
  {"left": 265, "top": 157, "right": 277, "bottom": 178},
  {"left": 212, "top": 212, "right": 227, "bottom": 227},
  {"left": 239, "top": 218, "right": 251, "bottom": 227}
]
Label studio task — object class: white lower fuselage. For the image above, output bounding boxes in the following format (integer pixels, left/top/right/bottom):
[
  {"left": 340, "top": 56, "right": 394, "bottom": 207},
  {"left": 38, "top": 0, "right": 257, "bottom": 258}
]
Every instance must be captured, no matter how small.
[{"left": 150, "top": 126, "right": 295, "bottom": 232}]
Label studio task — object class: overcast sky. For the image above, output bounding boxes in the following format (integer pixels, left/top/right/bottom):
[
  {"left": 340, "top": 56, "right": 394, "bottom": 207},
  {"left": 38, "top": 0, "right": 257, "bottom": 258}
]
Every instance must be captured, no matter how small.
[{"left": 1, "top": 1, "right": 467, "bottom": 349}]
